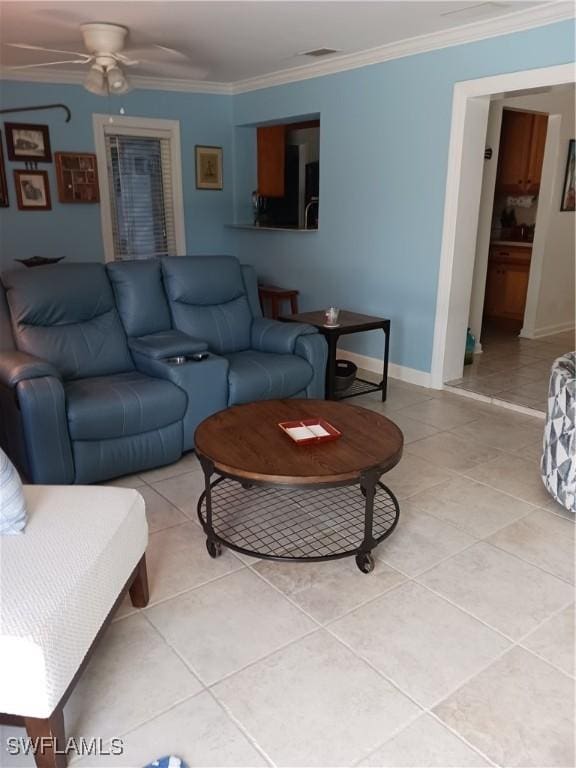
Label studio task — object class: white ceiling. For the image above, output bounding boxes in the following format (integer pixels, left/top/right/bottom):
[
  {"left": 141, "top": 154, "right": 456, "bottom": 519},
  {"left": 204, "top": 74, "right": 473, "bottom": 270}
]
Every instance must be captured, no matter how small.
[{"left": 0, "top": 1, "right": 562, "bottom": 86}]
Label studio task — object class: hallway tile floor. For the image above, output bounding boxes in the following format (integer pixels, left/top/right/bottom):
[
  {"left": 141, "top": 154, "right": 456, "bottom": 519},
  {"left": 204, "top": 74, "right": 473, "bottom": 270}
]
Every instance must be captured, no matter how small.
[
  {"left": 446, "top": 330, "right": 574, "bottom": 413},
  {"left": 1, "top": 383, "right": 573, "bottom": 768}
]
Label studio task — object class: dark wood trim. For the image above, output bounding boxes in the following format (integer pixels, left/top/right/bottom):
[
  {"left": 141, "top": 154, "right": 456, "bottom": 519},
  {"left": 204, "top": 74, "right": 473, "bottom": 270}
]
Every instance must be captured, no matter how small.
[
  {"left": 23, "top": 710, "right": 66, "bottom": 768},
  {"left": 128, "top": 554, "right": 149, "bottom": 607},
  {"left": 0, "top": 130, "right": 8, "bottom": 208},
  {"left": 0, "top": 554, "right": 149, "bottom": 768}
]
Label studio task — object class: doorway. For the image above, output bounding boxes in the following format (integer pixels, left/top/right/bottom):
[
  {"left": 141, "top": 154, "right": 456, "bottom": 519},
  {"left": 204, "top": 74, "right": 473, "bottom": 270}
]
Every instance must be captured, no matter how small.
[{"left": 431, "top": 64, "right": 575, "bottom": 413}]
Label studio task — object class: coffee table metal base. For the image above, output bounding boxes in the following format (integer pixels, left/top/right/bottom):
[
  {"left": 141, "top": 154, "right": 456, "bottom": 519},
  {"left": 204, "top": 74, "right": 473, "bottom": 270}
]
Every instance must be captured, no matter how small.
[{"left": 197, "top": 466, "right": 400, "bottom": 574}]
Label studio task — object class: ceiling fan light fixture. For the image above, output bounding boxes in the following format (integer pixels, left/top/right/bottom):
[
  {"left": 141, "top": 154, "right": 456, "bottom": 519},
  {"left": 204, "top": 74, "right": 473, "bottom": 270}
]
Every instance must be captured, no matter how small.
[
  {"left": 106, "top": 65, "right": 130, "bottom": 94},
  {"left": 84, "top": 64, "right": 106, "bottom": 95}
]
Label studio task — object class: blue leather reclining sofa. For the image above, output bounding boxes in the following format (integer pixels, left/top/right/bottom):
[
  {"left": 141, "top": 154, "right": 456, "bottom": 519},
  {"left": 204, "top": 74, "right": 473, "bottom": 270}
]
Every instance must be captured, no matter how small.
[{"left": 0, "top": 255, "right": 327, "bottom": 484}]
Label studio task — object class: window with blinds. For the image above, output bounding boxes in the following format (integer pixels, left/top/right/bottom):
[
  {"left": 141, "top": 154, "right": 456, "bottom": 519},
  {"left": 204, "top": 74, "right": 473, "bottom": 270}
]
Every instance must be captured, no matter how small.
[{"left": 104, "top": 133, "right": 177, "bottom": 259}]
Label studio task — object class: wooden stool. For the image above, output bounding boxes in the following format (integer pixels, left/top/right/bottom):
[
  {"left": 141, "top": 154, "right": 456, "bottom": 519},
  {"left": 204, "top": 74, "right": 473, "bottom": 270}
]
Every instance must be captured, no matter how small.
[{"left": 258, "top": 284, "right": 299, "bottom": 319}]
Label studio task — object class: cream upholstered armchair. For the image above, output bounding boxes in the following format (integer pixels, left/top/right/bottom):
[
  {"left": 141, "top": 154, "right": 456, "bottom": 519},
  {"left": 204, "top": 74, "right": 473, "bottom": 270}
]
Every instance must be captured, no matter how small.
[{"left": 0, "top": 484, "right": 148, "bottom": 768}]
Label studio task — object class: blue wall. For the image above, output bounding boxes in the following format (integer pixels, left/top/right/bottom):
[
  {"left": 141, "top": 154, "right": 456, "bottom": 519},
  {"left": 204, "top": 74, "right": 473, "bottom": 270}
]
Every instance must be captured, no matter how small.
[
  {"left": 0, "top": 80, "right": 234, "bottom": 269},
  {"left": 232, "top": 20, "right": 575, "bottom": 372},
  {"left": 1, "top": 20, "right": 574, "bottom": 373}
]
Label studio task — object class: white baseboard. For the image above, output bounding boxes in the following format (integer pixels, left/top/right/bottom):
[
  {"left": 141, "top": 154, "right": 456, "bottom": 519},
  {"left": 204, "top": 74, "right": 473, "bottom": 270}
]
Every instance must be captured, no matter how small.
[
  {"left": 336, "top": 349, "right": 435, "bottom": 389},
  {"left": 520, "top": 320, "right": 575, "bottom": 340}
]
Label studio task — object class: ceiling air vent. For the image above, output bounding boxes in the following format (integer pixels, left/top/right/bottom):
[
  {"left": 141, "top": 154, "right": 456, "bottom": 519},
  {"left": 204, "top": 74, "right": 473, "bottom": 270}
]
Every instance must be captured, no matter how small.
[{"left": 299, "top": 48, "right": 340, "bottom": 58}]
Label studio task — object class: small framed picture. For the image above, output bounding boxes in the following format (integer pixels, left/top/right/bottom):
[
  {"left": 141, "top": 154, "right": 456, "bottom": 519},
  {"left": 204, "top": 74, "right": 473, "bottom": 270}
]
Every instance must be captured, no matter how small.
[
  {"left": 195, "top": 145, "right": 223, "bottom": 190},
  {"left": 5, "top": 122, "right": 52, "bottom": 162},
  {"left": 14, "top": 170, "right": 52, "bottom": 211},
  {"left": 0, "top": 132, "right": 8, "bottom": 208},
  {"left": 560, "top": 139, "right": 575, "bottom": 212}
]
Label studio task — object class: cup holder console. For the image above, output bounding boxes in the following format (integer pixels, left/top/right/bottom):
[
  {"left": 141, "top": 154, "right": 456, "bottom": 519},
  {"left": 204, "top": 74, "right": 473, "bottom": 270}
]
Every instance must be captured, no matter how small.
[{"left": 164, "top": 352, "right": 210, "bottom": 365}]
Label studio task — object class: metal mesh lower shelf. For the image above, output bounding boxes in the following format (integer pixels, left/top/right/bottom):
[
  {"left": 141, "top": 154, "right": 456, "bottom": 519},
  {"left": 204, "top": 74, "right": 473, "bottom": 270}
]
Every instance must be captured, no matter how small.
[
  {"left": 198, "top": 478, "right": 399, "bottom": 560},
  {"left": 336, "top": 377, "right": 383, "bottom": 399}
]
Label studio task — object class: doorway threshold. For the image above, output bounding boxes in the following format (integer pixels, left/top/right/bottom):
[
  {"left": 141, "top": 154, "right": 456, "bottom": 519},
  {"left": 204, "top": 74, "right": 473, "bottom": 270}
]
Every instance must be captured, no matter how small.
[{"left": 443, "top": 383, "right": 545, "bottom": 419}]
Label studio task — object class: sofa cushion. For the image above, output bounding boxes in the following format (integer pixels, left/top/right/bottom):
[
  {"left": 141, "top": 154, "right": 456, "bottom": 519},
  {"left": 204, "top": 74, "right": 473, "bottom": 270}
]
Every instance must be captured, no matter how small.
[
  {"left": 227, "top": 350, "right": 313, "bottom": 405},
  {"left": 162, "top": 256, "right": 253, "bottom": 354},
  {"left": 65, "top": 371, "right": 187, "bottom": 440},
  {"left": 107, "top": 260, "right": 172, "bottom": 337},
  {"left": 0, "top": 484, "right": 147, "bottom": 718},
  {"left": 162, "top": 255, "right": 246, "bottom": 306},
  {"left": 3, "top": 263, "right": 133, "bottom": 380}
]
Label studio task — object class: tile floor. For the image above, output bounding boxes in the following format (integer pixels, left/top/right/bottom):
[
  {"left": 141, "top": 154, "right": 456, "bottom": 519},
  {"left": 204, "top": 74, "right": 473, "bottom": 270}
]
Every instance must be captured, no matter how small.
[
  {"left": 446, "top": 329, "right": 574, "bottom": 413},
  {"left": 1, "top": 382, "right": 574, "bottom": 768}
]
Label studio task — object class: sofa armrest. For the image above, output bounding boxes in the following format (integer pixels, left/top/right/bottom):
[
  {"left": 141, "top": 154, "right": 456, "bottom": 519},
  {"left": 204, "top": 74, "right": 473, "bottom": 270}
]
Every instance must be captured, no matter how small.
[
  {"left": 131, "top": 352, "right": 229, "bottom": 452},
  {"left": 251, "top": 318, "right": 317, "bottom": 355},
  {"left": 128, "top": 330, "right": 208, "bottom": 360},
  {"left": 296, "top": 334, "right": 328, "bottom": 399},
  {"left": 17, "top": 376, "right": 75, "bottom": 484},
  {"left": 0, "top": 351, "right": 60, "bottom": 387}
]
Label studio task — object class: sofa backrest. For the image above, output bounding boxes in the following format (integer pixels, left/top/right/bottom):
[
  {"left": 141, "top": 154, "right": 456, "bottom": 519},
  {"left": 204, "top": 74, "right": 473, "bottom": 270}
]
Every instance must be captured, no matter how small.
[
  {"left": 2, "top": 263, "right": 134, "bottom": 380},
  {"left": 162, "top": 255, "right": 254, "bottom": 354},
  {"left": 107, "top": 259, "right": 172, "bottom": 337}
]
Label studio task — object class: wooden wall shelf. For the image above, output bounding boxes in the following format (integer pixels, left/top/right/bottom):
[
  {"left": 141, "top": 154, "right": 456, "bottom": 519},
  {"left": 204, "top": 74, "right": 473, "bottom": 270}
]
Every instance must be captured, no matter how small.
[{"left": 55, "top": 152, "right": 99, "bottom": 203}]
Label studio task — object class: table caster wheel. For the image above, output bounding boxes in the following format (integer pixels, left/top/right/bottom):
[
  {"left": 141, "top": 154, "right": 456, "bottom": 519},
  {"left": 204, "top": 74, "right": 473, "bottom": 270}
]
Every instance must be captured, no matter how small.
[
  {"left": 206, "top": 539, "right": 222, "bottom": 558},
  {"left": 242, "top": 482, "right": 255, "bottom": 490},
  {"left": 355, "top": 552, "right": 375, "bottom": 573}
]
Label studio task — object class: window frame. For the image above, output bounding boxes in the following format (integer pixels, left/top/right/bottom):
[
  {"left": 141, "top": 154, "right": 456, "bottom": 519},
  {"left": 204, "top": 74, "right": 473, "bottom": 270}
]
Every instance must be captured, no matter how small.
[{"left": 93, "top": 114, "right": 186, "bottom": 262}]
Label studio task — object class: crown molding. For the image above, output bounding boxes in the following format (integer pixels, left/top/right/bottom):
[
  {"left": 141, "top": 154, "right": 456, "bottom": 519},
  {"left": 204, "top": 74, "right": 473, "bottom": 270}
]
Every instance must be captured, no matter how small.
[
  {"left": 232, "top": 1, "right": 575, "bottom": 94},
  {"left": 0, "top": 67, "right": 233, "bottom": 94},
  {"left": 0, "top": 2, "right": 573, "bottom": 97}
]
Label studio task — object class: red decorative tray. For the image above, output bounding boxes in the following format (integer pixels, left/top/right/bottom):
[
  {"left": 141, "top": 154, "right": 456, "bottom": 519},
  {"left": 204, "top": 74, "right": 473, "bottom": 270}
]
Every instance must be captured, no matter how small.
[{"left": 278, "top": 418, "right": 341, "bottom": 445}]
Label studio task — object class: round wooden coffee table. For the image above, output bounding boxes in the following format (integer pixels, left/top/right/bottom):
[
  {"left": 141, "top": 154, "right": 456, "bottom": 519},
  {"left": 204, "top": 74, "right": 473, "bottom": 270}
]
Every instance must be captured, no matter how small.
[{"left": 194, "top": 399, "right": 403, "bottom": 573}]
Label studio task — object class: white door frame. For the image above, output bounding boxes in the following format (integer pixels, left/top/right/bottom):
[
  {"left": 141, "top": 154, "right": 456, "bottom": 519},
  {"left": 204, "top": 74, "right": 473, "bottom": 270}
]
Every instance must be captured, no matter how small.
[
  {"left": 430, "top": 62, "right": 575, "bottom": 388},
  {"left": 93, "top": 114, "right": 187, "bottom": 262}
]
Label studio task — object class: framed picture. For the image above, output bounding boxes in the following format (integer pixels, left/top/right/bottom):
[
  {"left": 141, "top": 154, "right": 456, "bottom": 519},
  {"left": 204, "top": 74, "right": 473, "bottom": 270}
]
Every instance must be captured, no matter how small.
[
  {"left": 14, "top": 170, "right": 52, "bottom": 211},
  {"left": 5, "top": 122, "right": 52, "bottom": 162},
  {"left": 0, "top": 132, "right": 8, "bottom": 208},
  {"left": 560, "top": 139, "right": 575, "bottom": 212},
  {"left": 195, "top": 145, "right": 223, "bottom": 190}
]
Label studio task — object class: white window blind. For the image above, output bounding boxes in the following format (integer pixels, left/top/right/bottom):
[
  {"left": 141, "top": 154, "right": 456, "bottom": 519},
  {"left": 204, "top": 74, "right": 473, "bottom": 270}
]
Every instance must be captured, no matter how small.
[{"left": 104, "top": 133, "right": 177, "bottom": 259}]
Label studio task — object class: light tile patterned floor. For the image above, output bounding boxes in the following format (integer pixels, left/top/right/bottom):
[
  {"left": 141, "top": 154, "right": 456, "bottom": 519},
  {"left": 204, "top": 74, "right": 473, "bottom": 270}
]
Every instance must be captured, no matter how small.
[
  {"left": 446, "top": 329, "right": 574, "bottom": 413},
  {"left": 2, "top": 383, "right": 574, "bottom": 768}
]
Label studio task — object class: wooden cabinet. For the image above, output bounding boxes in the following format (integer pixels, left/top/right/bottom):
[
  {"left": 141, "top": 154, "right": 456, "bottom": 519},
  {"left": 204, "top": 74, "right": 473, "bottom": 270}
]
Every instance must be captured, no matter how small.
[
  {"left": 257, "top": 125, "right": 285, "bottom": 197},
  {"left": 497, "top": 110, "right": 548, "bottom": 194},
  {"left": 484, "top": 246, "right": 531, "bottom": 322}
]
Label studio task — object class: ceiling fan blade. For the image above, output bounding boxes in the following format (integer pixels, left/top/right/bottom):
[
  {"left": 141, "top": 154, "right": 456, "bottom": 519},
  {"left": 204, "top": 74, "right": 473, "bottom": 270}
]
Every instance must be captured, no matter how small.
[
  {"left": 8, "top": 59, "right": 90, "bottom": 70},
  {"left": 7, "top": 42, "right": 90, "bottom": 58},
  {"left": 124, "top": 45, "right": 189, "bottom": 63},
  {"left": 123, "top": 57, "right": 207, "bottom": 80},
  {"left": 114, "top": 53, "right": 140, "bottom": 67},
  {"left": 153, "top": 44, "right": 189, "bottom": 60}
]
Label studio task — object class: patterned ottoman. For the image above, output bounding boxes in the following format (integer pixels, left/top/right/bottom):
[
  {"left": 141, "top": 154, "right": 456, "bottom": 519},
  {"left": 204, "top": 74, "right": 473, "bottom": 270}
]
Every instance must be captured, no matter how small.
[{"left": 541, "top": 351, "right": 575, "bottom": 513}]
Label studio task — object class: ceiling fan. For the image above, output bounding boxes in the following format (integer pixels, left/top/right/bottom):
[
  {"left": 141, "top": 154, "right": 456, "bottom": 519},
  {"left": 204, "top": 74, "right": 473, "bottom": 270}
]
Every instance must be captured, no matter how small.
[{"left": 6, "top": 22, "right": 198, "bottom": 95}]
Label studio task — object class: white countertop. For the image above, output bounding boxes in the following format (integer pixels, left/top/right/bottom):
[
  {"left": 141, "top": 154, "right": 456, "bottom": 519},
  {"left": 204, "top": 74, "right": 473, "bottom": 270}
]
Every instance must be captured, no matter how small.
[{"left": 490, "top": 240, "right": 533, "bottom": 248}]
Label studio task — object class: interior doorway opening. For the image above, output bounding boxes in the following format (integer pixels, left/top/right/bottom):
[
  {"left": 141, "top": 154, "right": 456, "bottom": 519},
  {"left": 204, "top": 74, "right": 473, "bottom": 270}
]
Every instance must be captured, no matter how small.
[{"left": 431, "top": 64, "right": 575, "bottom": 415}]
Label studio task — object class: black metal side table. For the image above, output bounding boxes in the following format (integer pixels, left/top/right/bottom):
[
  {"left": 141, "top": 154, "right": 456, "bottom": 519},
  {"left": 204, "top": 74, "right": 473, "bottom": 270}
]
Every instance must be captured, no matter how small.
[{"left": 281, "top": 310, "right": 391, "bottom": 401}]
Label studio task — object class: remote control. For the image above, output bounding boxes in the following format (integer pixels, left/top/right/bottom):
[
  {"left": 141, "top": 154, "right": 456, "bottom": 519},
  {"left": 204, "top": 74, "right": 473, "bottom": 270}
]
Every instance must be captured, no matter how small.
[{"left": 190, "top": 352, "right": 209, "bottom": 362}]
